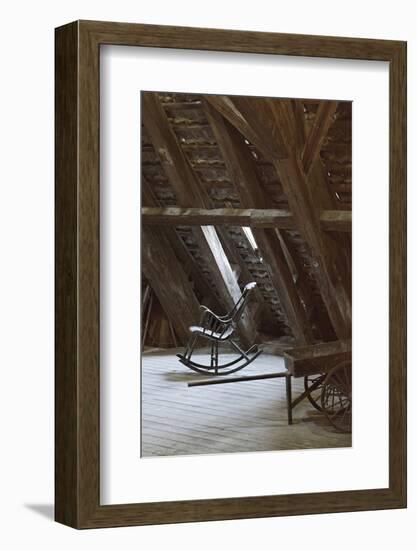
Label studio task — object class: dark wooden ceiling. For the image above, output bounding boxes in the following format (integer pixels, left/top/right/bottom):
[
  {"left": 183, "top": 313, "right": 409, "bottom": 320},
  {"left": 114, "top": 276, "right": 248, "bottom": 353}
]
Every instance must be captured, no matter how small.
[{"left": 141, "top": 92, "right": 352, "bottom": 349}]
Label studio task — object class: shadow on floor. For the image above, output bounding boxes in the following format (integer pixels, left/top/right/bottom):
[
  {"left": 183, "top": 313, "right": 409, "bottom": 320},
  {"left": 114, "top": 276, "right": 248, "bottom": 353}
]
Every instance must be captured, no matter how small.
[
  {"left": 163, "top": 371, "right": 202, "bottom": 382},
  {"left": 24, "top": 503, "right": 54, "bottom": 521}
]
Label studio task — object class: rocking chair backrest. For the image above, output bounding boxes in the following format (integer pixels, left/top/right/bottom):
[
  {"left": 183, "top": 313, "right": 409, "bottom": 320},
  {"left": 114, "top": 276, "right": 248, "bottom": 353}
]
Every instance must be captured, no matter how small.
[{"left": 228, "top": 282, "right": 257, "bottom": 324}]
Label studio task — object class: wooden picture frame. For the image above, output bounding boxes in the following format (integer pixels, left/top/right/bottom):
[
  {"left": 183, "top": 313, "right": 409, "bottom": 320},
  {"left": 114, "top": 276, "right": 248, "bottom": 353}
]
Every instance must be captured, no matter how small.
[{"left": 55, "top": 20, "right": 407, "bottom": 528}]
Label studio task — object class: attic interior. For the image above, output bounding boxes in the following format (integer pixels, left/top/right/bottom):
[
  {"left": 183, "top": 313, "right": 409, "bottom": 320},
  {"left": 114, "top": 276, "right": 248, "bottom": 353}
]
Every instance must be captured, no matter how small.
[{"left": 141, "top": 91, "right": 352, "bottom": 457}]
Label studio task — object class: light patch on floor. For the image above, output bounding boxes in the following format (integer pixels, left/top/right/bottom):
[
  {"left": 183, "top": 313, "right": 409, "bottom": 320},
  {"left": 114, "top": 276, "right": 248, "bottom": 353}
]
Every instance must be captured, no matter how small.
[{"left": 141, "top": 348, "right": 351, "bottom": 457}]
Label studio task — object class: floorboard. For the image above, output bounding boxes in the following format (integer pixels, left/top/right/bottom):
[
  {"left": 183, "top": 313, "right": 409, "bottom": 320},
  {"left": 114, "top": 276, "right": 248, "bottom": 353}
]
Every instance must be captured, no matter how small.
[{"left": 141, "top": 348, "right": 351, "bottom": 457}]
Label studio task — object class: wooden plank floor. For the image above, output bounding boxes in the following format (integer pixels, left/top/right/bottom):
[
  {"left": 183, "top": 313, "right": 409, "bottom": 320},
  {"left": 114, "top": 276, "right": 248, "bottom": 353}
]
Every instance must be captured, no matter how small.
[{"left": 141, "top": 348, "right": 351, "bottom": 457}]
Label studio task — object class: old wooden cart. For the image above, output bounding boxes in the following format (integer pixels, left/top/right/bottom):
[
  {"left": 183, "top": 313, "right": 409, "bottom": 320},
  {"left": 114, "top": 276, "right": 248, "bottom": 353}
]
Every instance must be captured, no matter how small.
[{"left": 189, "top": 339, "right": 352, "bottom": 433}]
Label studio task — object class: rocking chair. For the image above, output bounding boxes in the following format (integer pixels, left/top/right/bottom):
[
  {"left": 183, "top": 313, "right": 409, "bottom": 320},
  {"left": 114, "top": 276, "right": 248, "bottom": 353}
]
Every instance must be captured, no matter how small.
[{"left": 177, "top": 282, "right": 262, "bottom": 375}]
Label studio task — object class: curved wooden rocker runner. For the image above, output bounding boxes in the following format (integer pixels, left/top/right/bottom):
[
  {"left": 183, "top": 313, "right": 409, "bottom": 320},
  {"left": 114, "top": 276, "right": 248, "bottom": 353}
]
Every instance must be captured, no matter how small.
[{"left": 177, "top": 282, "right": 262, "bottom": 375}]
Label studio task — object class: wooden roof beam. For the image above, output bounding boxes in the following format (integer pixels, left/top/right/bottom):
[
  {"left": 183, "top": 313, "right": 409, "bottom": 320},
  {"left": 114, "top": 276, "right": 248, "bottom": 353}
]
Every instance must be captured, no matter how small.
[
  {"left": 142, "top": 207, "right": 293, "bottom": 227},
  {"left": 206, "top": 96, "right": 351, "bottom": 339},
  {"left": 270, "top": 101, "right": 351, "bottom": 339},
  {"left": 284, "top": 99, "right": 352, "bottom": 306},
  {"left": 142, "top": 226, "right": 201, "bottom": 345},
  {"left": 274, "top": 98, "right": 352, "bottom": 299},
  {"left": 301, "top": 101, "right": 338, "bottom": 176},
  {"left": 141, "top": 206, "right": 351, "bottom": 232},
  {"left": 204, "top": 101, "right": 314, "bottom": 345},
  {"left": 205, "top": 95, "right": 287, "bottom": 159},
  {"left": 142, "top": 92, "right": 258, "bottom": 346},
  {"left": 142, "top": 93, "right": 208, "bottom": 208},
  {"left": 320, "top": 210, "right": 352, "bottom": 232},
  {"left": 277, "top": 229, "right": 336, "bottom": 342},
  {"left": 142, "top": 164, "right": 223, "bottom": 317}
]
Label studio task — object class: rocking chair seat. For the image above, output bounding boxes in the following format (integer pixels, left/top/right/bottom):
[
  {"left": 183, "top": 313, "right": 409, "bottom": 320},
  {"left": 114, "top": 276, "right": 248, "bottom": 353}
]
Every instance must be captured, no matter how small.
[
  {"left": 178, "top": 282, "right": 262, "bottom": 375},
  {"left": 189, "top": 325, "right": 234, "bottom": 341}
]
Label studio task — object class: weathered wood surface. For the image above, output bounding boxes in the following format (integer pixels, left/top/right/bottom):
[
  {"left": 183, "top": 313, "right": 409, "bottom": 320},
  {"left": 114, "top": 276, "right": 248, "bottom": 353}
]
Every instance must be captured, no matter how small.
[
  {"left": 141, "top": 226, "right": 201, "bottom": 344},
  {"left": 142, "top": 349, "right": 351, "bottom": 457},
  {"left": 141, "top": 206, "right": 351, "bottom": 232},
  {"left": 166, "top": 230, "right": 223, "bottom": 311},
  {"left": 142, "top": 92, "right": 257, "bottom": 345},
  {"left": 142, "top": 93, "right": 352, "bottom": 345},
  {"left": 142, "top": 92, "right": 208, "bottom": 208},
  {"left": 205, "top": 100, "right": 314, "bottom": 345},
  {"left": 320, "top": 210, "right": 352, "bottom": 232},
  {"left": 283, "top": 339, "right": 352, "bottom": 377},
  {"left": 206, "top": 96, "right": 352, "bottom": 340},
  {"left": 270, "top": 101, "right": 352, "bottom": 335},
  {"left": 256, "top": 228, "right": 315, "bottom": 344},
  {"left": 282, "top": 100, "right": 352, "bottom": 336},
  {"left": 302, "top": 101, "right": 338, "bottom": 175},
  {"left": 141, "top": 177, "right": 223, "bottom": 312},
  {"left": 142, "top": 207, "right": 294, "bottom": 228}
]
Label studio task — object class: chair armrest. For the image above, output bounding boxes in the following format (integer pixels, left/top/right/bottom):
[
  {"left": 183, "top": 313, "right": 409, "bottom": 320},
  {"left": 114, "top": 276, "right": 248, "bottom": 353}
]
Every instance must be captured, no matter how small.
[{"left": 199, "top": 305, "right": 231, "bottom": 324}]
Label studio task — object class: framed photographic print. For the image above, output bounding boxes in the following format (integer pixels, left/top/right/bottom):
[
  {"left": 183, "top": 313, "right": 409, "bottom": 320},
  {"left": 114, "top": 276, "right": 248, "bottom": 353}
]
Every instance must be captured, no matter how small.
[{"left": 55, "top": 20, "right": 406, "bottom": 528}]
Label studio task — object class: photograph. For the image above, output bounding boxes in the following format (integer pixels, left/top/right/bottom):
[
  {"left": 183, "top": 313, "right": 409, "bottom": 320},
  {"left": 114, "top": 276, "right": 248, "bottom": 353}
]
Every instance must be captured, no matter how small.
[
  {"left": 140, "top": 91, "right": 352, "bottom": 457},
  {"left": 0, "top": 0, "right": 409, "bottom": 539}
]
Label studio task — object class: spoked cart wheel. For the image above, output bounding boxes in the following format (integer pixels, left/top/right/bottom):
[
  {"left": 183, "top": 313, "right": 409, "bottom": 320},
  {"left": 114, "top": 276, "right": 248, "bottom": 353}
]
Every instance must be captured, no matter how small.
[
  {"left": 321, "top": 360, "right": 352, "bottom": 433},
  {"left": 304, "top": 374, "right": 326, "bottom": 412}
]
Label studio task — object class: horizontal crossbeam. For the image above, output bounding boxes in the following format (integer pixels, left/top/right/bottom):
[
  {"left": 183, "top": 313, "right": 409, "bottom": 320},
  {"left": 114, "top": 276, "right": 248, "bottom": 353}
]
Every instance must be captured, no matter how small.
[{"left": 142, "top": 207, "right": 351, "bottom": 232}]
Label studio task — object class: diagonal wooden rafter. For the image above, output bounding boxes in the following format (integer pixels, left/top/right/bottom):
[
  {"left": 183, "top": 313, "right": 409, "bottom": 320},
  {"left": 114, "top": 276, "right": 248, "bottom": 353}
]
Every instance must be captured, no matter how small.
[
  {"left": 204, "top": 100, "right": 314, "bottom": 345},
  {"left": 141, "top": 176, "right": 223, "bottom": 313},
  {"left": 217, "top": 201, "right": 281, "bottom": 332},
  {"left": 301, "top": 101, "right": 338, "bottom": 176},
  {"left": 205, "top": 95, "right": 351, "bottom": 340},
  {"left": 205, "top": 95, "right": 287, "bottom": 160},
  {"left": 142, "top": 91, "right": 258, "bottom": 345},
  {"left": 278, "top": 229, "right": 336, "bottom": 341},
  {"left": 268, "top": 100, "right": 351, "bottom": 338},
  {"left": 142, "top": 226, "right": 201, "bottom": 344},
  {"left": 269, "top": 99, "right": 351, "bottom": 339},
  {"left": 288, "top": 99, "right": 352, "bottom": 296},
  {"left": 290, "top": 99, "right": 340, "bottom": 212}
]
